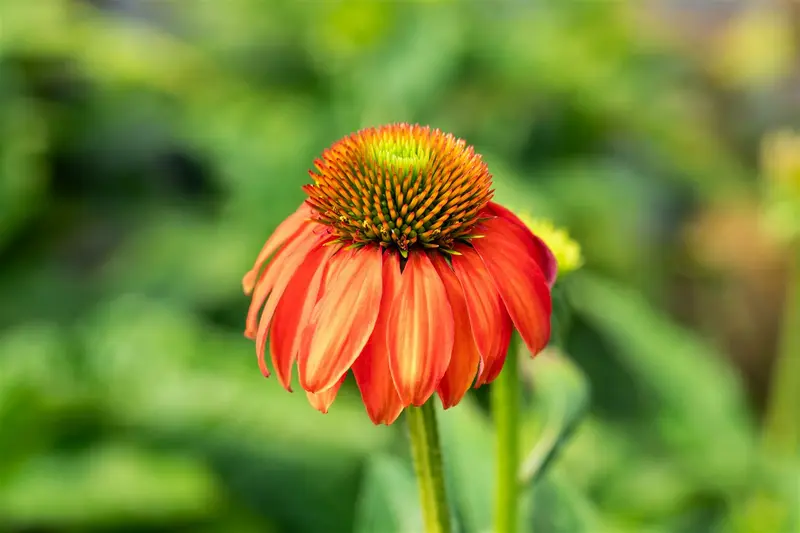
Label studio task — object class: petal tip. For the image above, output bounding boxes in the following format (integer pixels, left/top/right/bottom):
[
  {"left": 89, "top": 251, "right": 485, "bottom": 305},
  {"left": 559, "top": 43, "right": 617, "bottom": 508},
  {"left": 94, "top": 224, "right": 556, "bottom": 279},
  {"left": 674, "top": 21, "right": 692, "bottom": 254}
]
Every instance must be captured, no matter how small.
[{"left": 242, "top": 275, "right": 257, "bottom": 295}]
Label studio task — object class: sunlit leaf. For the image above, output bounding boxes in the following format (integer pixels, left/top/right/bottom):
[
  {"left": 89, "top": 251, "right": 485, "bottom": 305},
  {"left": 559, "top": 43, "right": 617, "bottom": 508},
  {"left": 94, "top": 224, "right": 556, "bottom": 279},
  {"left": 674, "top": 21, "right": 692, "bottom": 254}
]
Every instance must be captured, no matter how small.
[
  {"left": 568, "top": 274, "right": 755, "bottom": 493},
  {"left": 519, "top": 347, "right": 590, "bottom": 487},
  {"left": 353, "top": 455, "right": 423, "bottom": 533},
  {"left": 0, "top": 445, "right": 220, "bottom": 528}
]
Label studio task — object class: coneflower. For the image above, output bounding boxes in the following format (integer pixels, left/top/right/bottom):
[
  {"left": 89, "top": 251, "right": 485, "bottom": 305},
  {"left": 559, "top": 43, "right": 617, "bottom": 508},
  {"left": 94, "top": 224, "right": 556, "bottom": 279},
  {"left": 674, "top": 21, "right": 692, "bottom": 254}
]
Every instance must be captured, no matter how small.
[{"left": 242, "top": 123, "right": 555, "bottom": 425}]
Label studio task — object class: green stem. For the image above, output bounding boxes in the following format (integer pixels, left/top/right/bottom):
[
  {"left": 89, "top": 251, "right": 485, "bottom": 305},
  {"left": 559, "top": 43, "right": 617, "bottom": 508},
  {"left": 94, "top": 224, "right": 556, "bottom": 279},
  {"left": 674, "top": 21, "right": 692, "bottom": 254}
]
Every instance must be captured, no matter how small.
[
  {"left": 493, "top": 333, "right": 521, "bottom": 533},
  {"left": 762, "top": 243, "right": 800, "bottom": 456},
  {"left": 407, "top": 402, "right": 452, "bottom": 533}
]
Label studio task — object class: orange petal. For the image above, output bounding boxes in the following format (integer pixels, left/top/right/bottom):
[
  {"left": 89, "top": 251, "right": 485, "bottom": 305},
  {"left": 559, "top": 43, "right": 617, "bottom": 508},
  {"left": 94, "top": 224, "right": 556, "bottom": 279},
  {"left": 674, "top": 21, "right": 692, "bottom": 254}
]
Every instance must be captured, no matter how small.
[
  {"left": 254, "top": 230, "right": 326, "bottom": 378},
  {"left": 242, "top": 202, "right": 313, "bottom": 295},
  {"left": 352, "top": 251, "right": 404, "bottom": 425},
  {"left": 429, "top": 253, "right": 482, "bottom": 409},
  {"left": 484, "top": 201, "right": 558, "bottom": 287},
  {"left": 450, "top": 243, "right": 510, "bottom": 385},
  {"left": 306, "top": 373, "right": 347, "bottom": 414},
  {"left": 475, "top": 312, "right": 512, "bottom": 386},
  {"left": 245, "top": 222, "right": 317, "bottom": 339},
  {"left": 387, "top": 251, "right": 454, "bottom": 407},
  {"left": 320, "top": 244, "right": 348, "bottom": 292},
  {"left": 298, "top": 246, "right": 383, "bottom": 393},
  {"left": 269, "top": 244, "right": 336, "bottom": 391},
  {"left": 472, "top": 217, "right": 552, "bottom": 356}
]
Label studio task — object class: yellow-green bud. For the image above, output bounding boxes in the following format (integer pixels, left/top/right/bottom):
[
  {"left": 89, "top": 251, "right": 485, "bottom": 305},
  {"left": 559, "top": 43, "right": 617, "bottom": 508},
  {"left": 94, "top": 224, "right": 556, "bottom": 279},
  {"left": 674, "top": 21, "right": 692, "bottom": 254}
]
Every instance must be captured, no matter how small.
[{"left": 517, "top": 214, "right": 583, "bottom": 276}]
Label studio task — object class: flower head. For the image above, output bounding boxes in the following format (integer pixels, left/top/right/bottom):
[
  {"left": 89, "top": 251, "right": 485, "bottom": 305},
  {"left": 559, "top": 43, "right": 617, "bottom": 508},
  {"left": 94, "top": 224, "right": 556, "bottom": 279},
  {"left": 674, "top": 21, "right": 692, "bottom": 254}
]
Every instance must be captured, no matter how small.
[{"left": 243, "top": 124, "right": 555, "bottom": 424}]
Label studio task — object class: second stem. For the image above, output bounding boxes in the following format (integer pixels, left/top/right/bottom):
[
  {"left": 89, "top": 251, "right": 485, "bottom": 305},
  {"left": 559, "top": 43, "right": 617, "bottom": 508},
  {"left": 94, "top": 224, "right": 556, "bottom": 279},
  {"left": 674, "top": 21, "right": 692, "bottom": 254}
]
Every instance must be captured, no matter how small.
[
  {"left": 763, "top": 242, "right": 800, "bottom": 456},
  {"left": 493, "top": 333, "right": 521, "bottom": 533}
]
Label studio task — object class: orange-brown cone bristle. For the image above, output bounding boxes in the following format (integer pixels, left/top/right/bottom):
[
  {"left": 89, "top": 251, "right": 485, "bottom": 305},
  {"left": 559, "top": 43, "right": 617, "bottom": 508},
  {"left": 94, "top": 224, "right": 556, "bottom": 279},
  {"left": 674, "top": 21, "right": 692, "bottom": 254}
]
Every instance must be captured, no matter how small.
[{"left": 303, "top": 123, "right": 493, "bottom": 256}]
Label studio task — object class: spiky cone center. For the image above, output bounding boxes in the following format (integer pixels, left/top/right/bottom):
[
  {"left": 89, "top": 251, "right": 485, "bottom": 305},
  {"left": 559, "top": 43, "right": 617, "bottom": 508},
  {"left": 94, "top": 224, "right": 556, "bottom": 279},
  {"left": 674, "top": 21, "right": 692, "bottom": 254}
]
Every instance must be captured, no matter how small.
[{"left": 303, "top": 124, "right": 493, "bottom": 256}]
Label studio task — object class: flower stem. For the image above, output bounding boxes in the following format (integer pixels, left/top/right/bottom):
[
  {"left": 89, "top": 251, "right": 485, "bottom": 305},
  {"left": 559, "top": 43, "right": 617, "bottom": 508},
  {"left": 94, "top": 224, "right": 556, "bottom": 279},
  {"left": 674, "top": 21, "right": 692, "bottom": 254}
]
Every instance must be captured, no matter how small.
[
  {"left": 492, "top": 333, "right": 521, "bottom": 533},
  {"left": 407, "top": 402, "right": 452, "bottom": 533},
  {"left": 763, "top": 242, "right": 800, "bottom": 456}
]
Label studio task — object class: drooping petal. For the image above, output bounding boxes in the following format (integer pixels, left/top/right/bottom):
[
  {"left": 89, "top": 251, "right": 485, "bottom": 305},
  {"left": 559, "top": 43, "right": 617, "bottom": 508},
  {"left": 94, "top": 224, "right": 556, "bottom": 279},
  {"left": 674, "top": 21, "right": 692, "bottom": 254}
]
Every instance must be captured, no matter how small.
[
  {"left": 298, "top": 246, "right": 383, "bottom": 393},
  {"left": 269, "top": 244, "right": 336, "bottom": 391},
  {"left": 450, "top": 243, "right": 510, "bottom": 384},
  {"left": 254, "top": 230, "right": 327, "bottom": 377},
  {"left": 242, "top": 202, "right": 313, "bottom": 295},
  {"left": 352, "top": 251, "right": 404, "bottom": 425},
  {"left": 387, "top": 252, "right": 454, "bottom": 407},
  {"left": 429, "top": 253, "right": 482, "bottom": 409},
  {"left": 475, "top": 312, "right": 512, "bottom": 387},
  {"left": 484, "top": 201, "right": 558, "bottom": 287},
  {"left": 306, "top": 373, "right": 347, "bottom": 414},
  {"left": 245, "top": 222, "right": 317, "bottom": 339},
  {"left": 473, "top": 216, "right": 552, "bottom": 357}
]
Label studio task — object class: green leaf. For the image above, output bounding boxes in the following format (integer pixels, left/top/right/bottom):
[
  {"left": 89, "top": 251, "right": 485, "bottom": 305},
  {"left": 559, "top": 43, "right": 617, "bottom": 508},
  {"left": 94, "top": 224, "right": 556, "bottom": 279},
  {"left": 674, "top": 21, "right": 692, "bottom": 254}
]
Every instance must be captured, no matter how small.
[
  {"left": 438, "top": 399, "right": 494, "bottom": 533},
  {"left": 729, "top": 457, "right": 800, "bottom": 533},
  {"left": 0, "top": 323, "right": 84, "bottom": 473},
  {"left": 0, "top": 98, "right": 48, "bottom": 251},
  {"left": 568, "top": 274, "right": 754, "bottom": 493},
  {"left": 353, "top": 455, "right": 423, "bottom": 533},
  {"left": 98, "top": 211, "right": 262, "bottom": 305},
  {"left": 342, "top": 3, "right": 467, "bottom": 126},
  {"left": 80, "top": 295, "right": 390, "bottom": 456},
  {"left": 525, "top": 472, "right": 603, "bottom": 533},
  {"left": 519, "top": 348, "right": 590, "bottom": 487},
  {"left": 0, "top": 445, "right": 221, "bottom": 528}
]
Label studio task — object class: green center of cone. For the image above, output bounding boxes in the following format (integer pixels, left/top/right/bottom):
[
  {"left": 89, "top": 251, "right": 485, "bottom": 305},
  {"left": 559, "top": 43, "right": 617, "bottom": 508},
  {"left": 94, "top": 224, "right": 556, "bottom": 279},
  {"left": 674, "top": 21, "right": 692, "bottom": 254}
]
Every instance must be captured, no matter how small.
[{"left": 372, "top": 138, "right": 431, "bottom": 172}]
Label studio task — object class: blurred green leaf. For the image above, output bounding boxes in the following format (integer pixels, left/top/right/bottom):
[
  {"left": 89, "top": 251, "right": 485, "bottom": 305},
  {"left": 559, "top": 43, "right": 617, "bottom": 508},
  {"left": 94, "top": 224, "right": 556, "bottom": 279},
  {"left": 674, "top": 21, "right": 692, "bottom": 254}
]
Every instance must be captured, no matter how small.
[
  {"left": 80, "top": 295, "right": 390, "bottom": 456},
  {"left": 729, "top": 456, "right": 800, "bottom": 533},
  {"left": 568, "top": 274, "right": 755, "bottom": 493},
  {"left": 438, "top": 399, "right": 494, "bottom": 533},
  {"left": 525, "top": 472, "right": 603, "bottom": 533},
  {"left": 483, "top": 151, "right": 552, "bottom": 219},
  {"left": 519, "top": 348, "right": 590, "bottom": 487},
  {"left": 98, "top": 211, "right": 259, "bottom": 305},
  {"left": 0, "top": 444, "right": 221, "bottom": 528},
  {"left": 353, "top": 454, "right": 423, "bottom": 533},
  {"left": 0, "top": 98, "right": 48, "bottom": 250},
  {"left": 346, "top": 4, "right": 466, "bottom": 127},
  {"left": 0, "top": 323, "right": 84, "bottom": 473}
]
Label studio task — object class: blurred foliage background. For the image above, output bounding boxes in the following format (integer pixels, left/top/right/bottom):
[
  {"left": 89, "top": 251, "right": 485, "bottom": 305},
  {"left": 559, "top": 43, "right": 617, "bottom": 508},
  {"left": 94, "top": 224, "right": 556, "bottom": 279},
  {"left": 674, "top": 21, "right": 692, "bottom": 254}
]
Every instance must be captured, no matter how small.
[{"left": 0, "top": 1, "right": 798, "bottom": 532}]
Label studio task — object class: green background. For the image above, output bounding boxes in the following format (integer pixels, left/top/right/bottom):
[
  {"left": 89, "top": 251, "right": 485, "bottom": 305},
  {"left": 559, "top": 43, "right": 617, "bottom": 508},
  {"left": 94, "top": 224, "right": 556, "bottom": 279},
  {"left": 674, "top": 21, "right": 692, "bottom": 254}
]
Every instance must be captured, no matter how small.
[{"left": 0, "top": 1, "right": 797, "bottom": 532}]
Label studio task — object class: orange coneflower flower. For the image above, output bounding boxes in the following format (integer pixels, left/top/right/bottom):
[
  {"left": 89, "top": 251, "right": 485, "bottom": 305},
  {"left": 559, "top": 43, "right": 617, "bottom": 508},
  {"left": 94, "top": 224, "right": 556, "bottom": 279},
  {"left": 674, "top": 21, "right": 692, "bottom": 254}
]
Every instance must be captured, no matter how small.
[{"left": 242, "top": 124, "right": 555, "bottom": 425}]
